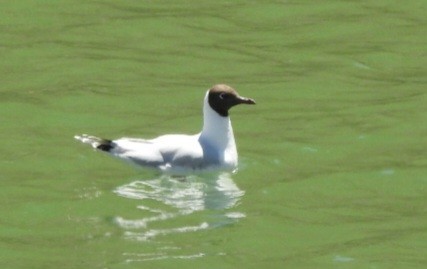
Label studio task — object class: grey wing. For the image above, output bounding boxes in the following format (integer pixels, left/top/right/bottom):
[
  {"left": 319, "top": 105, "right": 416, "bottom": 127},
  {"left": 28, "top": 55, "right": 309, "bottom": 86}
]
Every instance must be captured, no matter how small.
[{"left": 110, "top": 138, "right": 166, "bottom": 168}]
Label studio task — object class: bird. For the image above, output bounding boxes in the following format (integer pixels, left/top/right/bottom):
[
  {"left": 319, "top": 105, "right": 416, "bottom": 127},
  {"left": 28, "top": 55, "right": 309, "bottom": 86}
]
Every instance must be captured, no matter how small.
[{"left": 75, "top": 84, "right": 256, "bottom": 174}]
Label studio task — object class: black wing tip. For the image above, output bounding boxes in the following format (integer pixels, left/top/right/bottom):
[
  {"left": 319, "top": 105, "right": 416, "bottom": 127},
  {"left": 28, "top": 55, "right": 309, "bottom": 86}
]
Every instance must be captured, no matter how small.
[{"left": 96, "top": 139, "right": 115, "bottom": 152}]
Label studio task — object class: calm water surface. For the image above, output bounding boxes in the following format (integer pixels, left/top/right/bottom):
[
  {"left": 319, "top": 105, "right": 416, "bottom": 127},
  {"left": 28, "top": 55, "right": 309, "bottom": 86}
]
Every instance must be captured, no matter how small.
[{"left": 1, "top": 1, "right": 426, "bottom": 268}]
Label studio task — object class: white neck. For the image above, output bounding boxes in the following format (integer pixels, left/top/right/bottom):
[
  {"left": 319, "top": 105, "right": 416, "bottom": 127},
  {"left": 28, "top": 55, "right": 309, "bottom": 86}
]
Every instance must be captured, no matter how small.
[{"left": 200, "top": 91, "right": 236, "bottom": 150}]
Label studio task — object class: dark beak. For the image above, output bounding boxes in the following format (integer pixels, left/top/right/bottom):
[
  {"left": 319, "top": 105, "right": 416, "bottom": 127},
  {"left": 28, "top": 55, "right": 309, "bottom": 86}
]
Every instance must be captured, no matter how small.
[{"left": 237, "top": 96, "right": 256, "bottom": 105}]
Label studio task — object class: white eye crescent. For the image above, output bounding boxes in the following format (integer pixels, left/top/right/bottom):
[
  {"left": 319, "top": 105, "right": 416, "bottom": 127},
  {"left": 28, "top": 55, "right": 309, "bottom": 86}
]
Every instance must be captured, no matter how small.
[{"left": 219, "top": 93, "right": 226, "bottom": 100}]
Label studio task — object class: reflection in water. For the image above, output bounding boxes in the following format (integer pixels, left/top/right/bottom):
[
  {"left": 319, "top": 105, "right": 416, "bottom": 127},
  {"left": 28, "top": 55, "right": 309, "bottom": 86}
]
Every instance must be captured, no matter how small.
[{"left": 113, "top": 172, "right": 245, "bottom": 244}]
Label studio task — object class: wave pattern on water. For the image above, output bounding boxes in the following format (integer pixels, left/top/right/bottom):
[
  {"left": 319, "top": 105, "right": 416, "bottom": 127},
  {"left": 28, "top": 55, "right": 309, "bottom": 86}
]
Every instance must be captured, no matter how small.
[{"left": 113, "top": 172, "right": 245, "bottom": 243}]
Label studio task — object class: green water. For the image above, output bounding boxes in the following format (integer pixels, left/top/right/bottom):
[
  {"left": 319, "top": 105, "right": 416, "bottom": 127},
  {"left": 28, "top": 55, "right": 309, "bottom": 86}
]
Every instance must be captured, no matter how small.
[{"left": 1, "top": 0, "right": 426, "bottom": 268}]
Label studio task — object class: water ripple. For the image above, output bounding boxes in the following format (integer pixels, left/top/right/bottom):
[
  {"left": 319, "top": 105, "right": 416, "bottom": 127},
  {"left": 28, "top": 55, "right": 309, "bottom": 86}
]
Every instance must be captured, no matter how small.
[{"left": 113, "top": 172, "right": 245, "bottom": 241}]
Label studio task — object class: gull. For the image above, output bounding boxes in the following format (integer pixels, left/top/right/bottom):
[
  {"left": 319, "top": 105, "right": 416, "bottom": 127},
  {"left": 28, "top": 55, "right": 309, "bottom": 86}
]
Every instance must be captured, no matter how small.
[{"left": 75, "top": 84, "right": 255, "bottom": 174}]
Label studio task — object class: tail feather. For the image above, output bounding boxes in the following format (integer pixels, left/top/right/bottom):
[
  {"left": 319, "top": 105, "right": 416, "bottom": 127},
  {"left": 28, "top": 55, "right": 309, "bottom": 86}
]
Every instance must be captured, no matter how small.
[{"left": 74, "top": 134, "right": 114, "bottom": 152}]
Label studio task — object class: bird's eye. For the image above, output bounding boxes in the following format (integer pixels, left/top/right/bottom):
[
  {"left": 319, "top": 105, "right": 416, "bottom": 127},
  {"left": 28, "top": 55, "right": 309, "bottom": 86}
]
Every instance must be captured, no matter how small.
[{"left": 219, "top": 92, "right": 228, "bottom": 100}]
